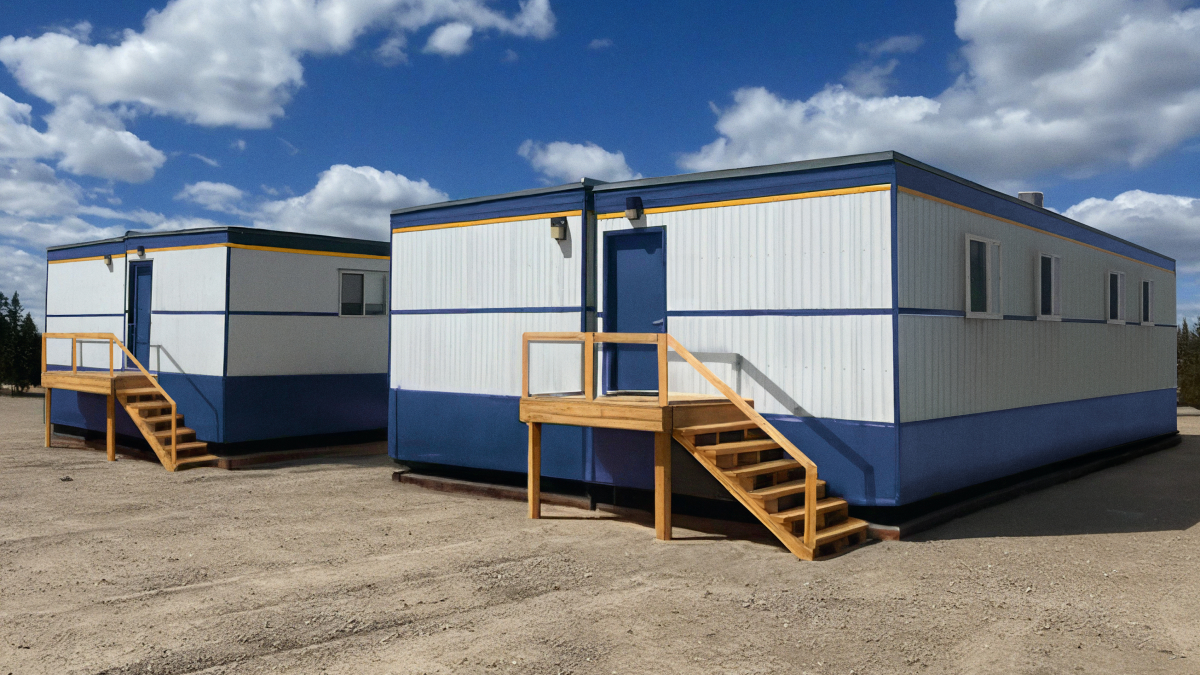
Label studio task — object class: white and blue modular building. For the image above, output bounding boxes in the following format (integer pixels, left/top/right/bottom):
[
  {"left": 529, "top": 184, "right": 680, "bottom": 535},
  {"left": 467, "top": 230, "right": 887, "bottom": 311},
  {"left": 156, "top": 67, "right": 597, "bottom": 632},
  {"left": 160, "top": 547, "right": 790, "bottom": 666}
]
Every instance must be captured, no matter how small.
[
  {"left": 387, "top": 151, "right": 1176, "bottom": 507},
  {"left": 45, "top": 227, "right": 390, "bottom": 449}
]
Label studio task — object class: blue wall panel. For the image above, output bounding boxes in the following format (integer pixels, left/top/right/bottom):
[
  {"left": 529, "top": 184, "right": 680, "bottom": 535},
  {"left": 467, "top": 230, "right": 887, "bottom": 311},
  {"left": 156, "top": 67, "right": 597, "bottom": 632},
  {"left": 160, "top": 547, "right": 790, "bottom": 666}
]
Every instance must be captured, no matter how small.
[
  {"left": 157, "top": 373, "right": 224, "bottom": 443},
  {"left": 224, "top": 373, "right": 388, "bottom": 443},
  {"left": 897, "top": 388, "right": 1178, "bottom": 504},
  {"left": 50, "top": 389, "right": 142, "bottom": 438},
  {"left": 390, "top": 389, "right": 587, "bottom": 480},
  {"left": 591, "top": 428, "right": 655, "bottom": 489},
  {"left": 763, "top": 415, "right": 899, "bottom": 506}
]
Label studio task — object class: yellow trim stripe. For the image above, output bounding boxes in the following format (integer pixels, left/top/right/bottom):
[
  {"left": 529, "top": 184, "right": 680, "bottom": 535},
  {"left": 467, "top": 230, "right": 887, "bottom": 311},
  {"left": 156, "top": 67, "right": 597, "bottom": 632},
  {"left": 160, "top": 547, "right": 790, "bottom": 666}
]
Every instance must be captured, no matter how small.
[
  {"left": 50, "top": 242, "right": 387, "bottom": 264},
  {"left": 393, "top": 210, "right": 580, "bottom": 234},
  {"left": 897, "top": 187, "right": 1175, "bottom": 275},
  {"left": 47, "top": 252, "right": 127, "bottom": 265},
  {"left": 595, "top": 183, "right": 892, "bottom": 219}
]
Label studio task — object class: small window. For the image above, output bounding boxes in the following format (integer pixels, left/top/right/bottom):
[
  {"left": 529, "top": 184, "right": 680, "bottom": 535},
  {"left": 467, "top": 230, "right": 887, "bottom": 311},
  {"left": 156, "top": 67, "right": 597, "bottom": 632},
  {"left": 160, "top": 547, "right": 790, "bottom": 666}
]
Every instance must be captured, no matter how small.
[
  {"left": 1037, "top": 253, "right": 1061, "bottom": 320},
  {"left": 1107, "top": 271, "right": 1125, "bottom": 324},
  {"left": 965, "top": 235, "right": 1002, "bottom": 319},
  {"left": 1141, "top": 280, "right": 1155, "bottom": 325},
  {"left": 340, "top": 271, "right": 387, "bottom": 316}
]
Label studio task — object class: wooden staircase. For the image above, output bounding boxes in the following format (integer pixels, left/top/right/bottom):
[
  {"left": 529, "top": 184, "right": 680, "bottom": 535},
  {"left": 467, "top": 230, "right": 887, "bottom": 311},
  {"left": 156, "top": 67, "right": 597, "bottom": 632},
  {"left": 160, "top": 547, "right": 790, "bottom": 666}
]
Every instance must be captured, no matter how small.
[
  {"left": 520, "top": 331, "right": 869, "bottom": 561},
  {"left": 673, "top": 419, "right": 868, "bottom": 560},
  {"left": 115, "top": 378, "right": 219, "bottom": 471},
  {"left": 41, "top": 332, "right": 217, "bottom": 472}
]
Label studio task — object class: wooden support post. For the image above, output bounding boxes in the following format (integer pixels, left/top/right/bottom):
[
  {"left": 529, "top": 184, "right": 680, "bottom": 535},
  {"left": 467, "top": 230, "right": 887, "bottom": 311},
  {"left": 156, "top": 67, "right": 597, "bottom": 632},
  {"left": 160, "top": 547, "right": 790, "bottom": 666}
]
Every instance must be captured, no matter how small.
[
  {"left": 528, "top": 422, "right": 542, "bottom": 519},
  {"left": 71, "top": 337, "right": 77, "bottom": 374},
  {"left": 44, "top": 387, "right": 52, "bottom": 448},
  {"left": 106, "top": 394, "right": 115, "bottom": 461},
  {"left": 583, "top": 332, "right": 595, "bottom": 401},
  {"left": 654, "top": 431, "right": 672, "bottom": 541},
  {"left": 657, "top": 334, "right": 668, "bottom": 407}
]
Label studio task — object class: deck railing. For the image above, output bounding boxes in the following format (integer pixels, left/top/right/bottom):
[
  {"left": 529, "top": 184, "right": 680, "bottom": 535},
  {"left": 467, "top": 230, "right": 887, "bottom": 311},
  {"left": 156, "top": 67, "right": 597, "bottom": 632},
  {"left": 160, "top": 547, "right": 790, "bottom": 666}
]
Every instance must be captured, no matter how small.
[
  {"left": 521, "top": 331, "right": 820, "bottom": 550},
  {"left": 42, "top": 332, "right": 178, "bottom": 465}
]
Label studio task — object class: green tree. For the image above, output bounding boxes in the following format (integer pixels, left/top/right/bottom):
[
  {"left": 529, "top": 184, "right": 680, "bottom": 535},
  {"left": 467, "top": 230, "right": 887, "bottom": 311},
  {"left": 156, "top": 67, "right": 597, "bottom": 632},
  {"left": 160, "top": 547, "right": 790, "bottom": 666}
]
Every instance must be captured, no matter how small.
[
  {"left": 0, "top": 291, "right": 11, "bottom": 389},
  {"left": 1179, "top": 318, "right": 1200, "bottom": 408},
  {"left": 12, "top": 313, "right": 40, "bottom": 393}
]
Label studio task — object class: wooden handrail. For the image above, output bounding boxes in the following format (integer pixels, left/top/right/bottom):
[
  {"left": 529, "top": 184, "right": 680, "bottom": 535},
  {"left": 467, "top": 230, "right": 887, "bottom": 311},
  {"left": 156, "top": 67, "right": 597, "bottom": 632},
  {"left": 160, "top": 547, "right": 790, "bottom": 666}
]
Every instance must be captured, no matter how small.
[
  {"left": 42, "top": 332, "right": 178, "bottom": 467},
  {"left": 521, "top": 331, "right": 819, "bottom": 549}
]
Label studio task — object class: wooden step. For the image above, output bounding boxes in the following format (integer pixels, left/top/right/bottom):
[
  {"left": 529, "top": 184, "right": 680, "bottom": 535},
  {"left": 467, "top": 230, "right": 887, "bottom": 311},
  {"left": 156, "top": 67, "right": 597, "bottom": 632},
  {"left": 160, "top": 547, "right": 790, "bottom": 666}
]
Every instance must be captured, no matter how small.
[
  {"left": 675, "top": 420, "right": 758, "bottom": 436},
  {"left": 153, "top": 427, "right": 195, "bottom": 440},
  {"left": 127, "top": 400, "right": 171, "bottom": 411},
  {"left": 815, "top": 517, "right": 869, "bottom": 547},
  {"left": 170, "top": 441, "right": 210, "bottom": 458},
  {"left": 724, "top": 458, "right": 799, "bottom": 479},
  {"left": 120, "top": 387, "right": 163, "bottom": 398},
  {"left": 769, "top": 497, "right": 848, "bottom": 524},
  {"left": 142, "top": 413, "right": 184, "bottom": 425},
  {"left": 173, "top": 454, "right": 219, "bottom": 470},
  {"left": 700, "top": 438, "right": 779, "bottom": 457},
  {"left": 747, "top": 478, "right": 826, "bottom": 502}
]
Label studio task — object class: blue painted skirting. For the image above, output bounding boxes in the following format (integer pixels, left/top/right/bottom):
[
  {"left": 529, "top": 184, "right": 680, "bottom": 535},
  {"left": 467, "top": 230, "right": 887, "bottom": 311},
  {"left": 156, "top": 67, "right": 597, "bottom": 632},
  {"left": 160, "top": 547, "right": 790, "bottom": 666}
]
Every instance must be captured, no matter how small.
[
  {"left": 52, "top": 372, "right": 387, "bottom": 444},
  {"left": 897, "top": 388, "right": 1178, "bottom": 504}
]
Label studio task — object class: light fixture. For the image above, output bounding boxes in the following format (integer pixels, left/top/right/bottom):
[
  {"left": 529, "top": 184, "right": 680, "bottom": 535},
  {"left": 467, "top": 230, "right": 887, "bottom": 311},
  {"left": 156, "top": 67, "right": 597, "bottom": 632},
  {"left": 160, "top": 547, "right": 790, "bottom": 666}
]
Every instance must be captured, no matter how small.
[
  {"left": 550, "top": 216, "right": 568, "bottom": 240},
  {"left": 625, "top": 196, "right": 643, "bottom": 221},
  {"left": 103, "top": 254, "right": 112, "bottom": 265},
  {"left": 136, "top": 245, "right": 145, "bottom": 257}
]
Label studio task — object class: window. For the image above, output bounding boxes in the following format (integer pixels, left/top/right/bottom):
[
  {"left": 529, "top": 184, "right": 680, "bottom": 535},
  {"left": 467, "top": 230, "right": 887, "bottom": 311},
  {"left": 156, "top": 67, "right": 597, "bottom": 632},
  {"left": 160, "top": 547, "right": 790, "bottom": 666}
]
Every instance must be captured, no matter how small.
[
  {"left": 965, "top": 235, "right": 1002, "bottom": 319},
  {"left": 1037, "top": 253, "right": 1061, "bottom": 320},
  {"left": 1141, "top": 280, "right": 1155, "bottom": 325},
  {"left": 340, "top": 270, "right": 387, "bottom": 316},
  {"left": 1107, "top": 271, "right": 1125, "bottom": 324}
]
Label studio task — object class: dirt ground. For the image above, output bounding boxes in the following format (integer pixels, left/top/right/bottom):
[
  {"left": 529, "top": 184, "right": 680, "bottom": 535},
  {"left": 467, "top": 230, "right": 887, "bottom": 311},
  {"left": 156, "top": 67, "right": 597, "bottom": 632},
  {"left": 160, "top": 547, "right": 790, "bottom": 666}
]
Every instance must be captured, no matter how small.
[{"left": 2, "top": 393, "right": 1198, "bottom": 675}]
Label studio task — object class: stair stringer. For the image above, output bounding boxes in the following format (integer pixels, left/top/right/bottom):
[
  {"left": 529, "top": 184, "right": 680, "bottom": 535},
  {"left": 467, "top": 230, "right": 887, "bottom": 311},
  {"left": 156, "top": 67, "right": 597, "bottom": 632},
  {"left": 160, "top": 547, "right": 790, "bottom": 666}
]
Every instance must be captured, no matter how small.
[{"left": 673, "top": 431, "right": 816, "bottom": 561}]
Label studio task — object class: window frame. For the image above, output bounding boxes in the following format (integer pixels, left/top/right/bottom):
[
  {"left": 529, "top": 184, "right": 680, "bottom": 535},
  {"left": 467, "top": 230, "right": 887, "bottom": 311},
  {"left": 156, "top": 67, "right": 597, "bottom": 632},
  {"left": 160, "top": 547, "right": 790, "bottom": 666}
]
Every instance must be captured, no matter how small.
[
  {"left": 1036, "top": 252, "right": 1062, "bottom": 321},
  {"left": 338, "top": 269, "right": 389, "bottom": 318},
  {"left": 1140, "top": 279, "right": 1155, "bottom": 326},
  {"left": 1106, "top": 270, "right": 1126, "bottom": 324},
  {"left": 965, "top": 234, "right": 1002, "bottom": 320}
]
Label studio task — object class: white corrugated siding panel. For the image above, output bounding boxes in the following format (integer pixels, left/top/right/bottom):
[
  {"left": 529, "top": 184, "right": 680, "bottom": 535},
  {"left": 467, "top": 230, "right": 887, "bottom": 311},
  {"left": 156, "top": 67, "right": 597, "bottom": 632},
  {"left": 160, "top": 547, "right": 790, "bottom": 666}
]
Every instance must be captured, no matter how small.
[
  {"left": 142, "top": 247, "right": 226, "bottom": 312},
  {"left": 47, "top": 257, "right": 125, "bottom": 316},
  {"left": 667, "top": 315, "right": 894, "bottom": 422},
  {"left": 227, "top": 316, "right": 387, "bottom": 376},
  {"left": 899, "top": 315, "right": 1176, "bottom": 422},
  {"left": 391, "top": 312, "right": 583, "bottom": 395},
  {"left": 229, "top": 248, "right": 388, "bottom": 313},
  {"left": 897, "top": 191, "right": 1176, "bottom": 319},
  {"left": 597, "top": 191, "right": 892, "bottom": 311},
  {"left": 392, "top": 215, "right": 582, "bottom": 311},
  {"left": 44, "top": 316, "right": 126, "bottom": 369},
  {"left": 141, "top": 314, "right": 226, "bottom": 376}
]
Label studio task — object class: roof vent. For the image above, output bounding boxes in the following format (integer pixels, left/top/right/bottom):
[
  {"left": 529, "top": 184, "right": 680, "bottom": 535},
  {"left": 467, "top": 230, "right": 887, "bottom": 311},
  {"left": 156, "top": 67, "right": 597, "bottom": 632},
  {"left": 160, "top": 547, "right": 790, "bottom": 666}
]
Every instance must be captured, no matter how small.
[{"left": 1018, "top": 191, "right": 1044, "bottom": 208}]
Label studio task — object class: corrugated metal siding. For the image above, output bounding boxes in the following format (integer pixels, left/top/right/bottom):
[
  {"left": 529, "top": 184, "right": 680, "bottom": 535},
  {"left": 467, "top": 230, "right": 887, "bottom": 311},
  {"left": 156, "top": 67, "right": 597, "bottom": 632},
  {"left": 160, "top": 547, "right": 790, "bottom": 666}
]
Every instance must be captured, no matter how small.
[
  {"left": 597, "top": 191, "right": 891, "bottom": 311},
  {"left": 392, "top": 215, "right": 582, "bottom": 311},
  {"left": 899, "top": 315, "right": 1176, "bottom": 422},
  {"left": 45, "top": 257, "right": 127, "bottom": 368},
  {"left": 229, "top": 248, "right": 388, "bottom": 313},
  {"left": 897, "top": 192, "right": 1176, "bottom": 319},
  {"left": 145, "top": 248, "right": 227, "bottom": 314},
  {"left": 144, "top": 315, "right": 226, "bottom": 375},
  {"left": 391, "top": 312, "right": 582, "bottom": 396},
  {"left": 666, "top": 315, "right": 894, "bottom": 422},
  {"left": 44, "top": 316, "right": 126, "bottom": 368}
]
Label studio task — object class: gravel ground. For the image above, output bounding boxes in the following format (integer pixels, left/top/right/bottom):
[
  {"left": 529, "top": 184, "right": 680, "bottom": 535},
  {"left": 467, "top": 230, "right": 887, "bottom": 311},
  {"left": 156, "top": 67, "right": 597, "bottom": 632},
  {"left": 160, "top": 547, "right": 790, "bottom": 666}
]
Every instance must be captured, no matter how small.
[{"left": 1, "top": 391, "right": 1198, "bottom": 674}]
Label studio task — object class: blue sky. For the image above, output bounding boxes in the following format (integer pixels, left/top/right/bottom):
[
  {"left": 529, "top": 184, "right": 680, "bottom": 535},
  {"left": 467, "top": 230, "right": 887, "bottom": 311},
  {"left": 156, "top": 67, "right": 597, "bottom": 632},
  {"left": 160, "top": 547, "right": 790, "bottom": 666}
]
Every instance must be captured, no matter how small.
[{"left": 1, "top": 0, "right": 1199, "bottom": 326}]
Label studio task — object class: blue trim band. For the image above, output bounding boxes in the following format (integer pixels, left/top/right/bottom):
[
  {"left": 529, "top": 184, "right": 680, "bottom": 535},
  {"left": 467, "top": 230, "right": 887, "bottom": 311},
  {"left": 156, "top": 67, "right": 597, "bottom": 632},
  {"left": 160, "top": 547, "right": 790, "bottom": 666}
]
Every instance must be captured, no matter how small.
[
  {"left": 152, "top": 310, "right": 224, "bottom": 315},
  {"left": 1003, "top": 314, "right": 1037, "bottom": 321},
  {"left": 391, "top": 306, "right": 582, "bottom": 315},
  {"left": 898, "top": 308, "right": 966, "bottom": 317},
  {"left": 667, "top": 308, "right": 892, "bottom": 317},
  {"left": 1062, "top": 318, "right": 1109, "bottom": 324},
  {"left": 47, "top": 313, "right": 124, "bottom": 318},
  {"left": 152, "top": 310, "right": 342, "bottom": 317}
]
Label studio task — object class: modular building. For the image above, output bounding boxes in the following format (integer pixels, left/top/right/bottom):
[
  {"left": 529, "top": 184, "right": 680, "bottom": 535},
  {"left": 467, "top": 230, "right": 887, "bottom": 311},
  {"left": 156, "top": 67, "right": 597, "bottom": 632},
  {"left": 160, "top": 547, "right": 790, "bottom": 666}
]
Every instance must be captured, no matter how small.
[
  {"left": 45, "top": 227, "right": 390, "bottom": 451},
  {"left": 387, "top": 151, "right": 1177, "bottom": 508}
]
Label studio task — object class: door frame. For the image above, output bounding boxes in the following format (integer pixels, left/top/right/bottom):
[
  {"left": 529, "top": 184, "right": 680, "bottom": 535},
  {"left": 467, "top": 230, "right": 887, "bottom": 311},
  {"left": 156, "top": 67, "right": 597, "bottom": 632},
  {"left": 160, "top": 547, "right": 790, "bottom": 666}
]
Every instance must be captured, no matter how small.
[
  {"left": 127, "top": 260, "right": 154, "bottom": 368},
  {"left": 601, "top": 226, "right": 667, "bottom": 394}
]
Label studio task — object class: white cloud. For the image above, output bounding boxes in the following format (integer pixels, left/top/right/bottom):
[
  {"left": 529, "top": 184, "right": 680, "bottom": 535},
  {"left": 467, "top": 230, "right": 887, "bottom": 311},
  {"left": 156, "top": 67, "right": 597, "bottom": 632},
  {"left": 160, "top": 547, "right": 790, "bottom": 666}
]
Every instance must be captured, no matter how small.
[
  {"left": 1065, "top": 190, "right": 1200, "bottom": 273},
  {"left": 175, "top": 181, "right": 246, "bottom": 214},
  {"left": 254, "top": 164, "right": 447, "bottom": 240},
  {"left": 189, "top": 153, "right": 219, "bottom": 167},
  {"left": 681, "top": 0, "right": 1200, "bottom": 185},
  {"left": 424, "top": 22, "right": 474, "bottom": 56},
  {"left": 0, "top": 0, "right": 555, "bottom": 129},
  {"left": 518, "top": 140, "right": 641, "bottom": 184},
  {"left": 230, "top": 138, "right": 246, "bottom": 151},
  {"left": 588, "top": 38, "right": 613, "bottom": 50},
  {"left": 0, "top": 161, "right": 80, "bottom": 218},
  {"left": 0, "top": 244, "right": 46, "bottom": 327},
  {"left": 861, "top": 34, "right": 923, "bottom": 57},
  {"left": 843, "top": 59, "right": 899, "bottom": 97},
  {"left": 502, "top": 48, "right": 519, "bottom": 63}
]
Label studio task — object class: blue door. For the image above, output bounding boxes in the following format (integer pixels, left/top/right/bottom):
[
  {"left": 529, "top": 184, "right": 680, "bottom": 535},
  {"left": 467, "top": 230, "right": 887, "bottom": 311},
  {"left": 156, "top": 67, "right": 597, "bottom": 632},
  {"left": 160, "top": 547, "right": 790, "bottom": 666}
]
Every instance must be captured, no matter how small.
[
  {"left": 128, "top": 262, "right": 153, "bottom": 365},
  {"left": 603, "top": 228, "right": 666, "bottom": 393}
]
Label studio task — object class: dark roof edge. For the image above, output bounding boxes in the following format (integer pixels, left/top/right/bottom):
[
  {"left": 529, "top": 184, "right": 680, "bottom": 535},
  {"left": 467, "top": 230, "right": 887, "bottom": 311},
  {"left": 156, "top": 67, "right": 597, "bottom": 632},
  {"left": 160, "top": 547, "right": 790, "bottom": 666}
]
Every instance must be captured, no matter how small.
[
  {"left": 888, "top": 152, "right": 1175, "bottom": 265},
  {"left": 46, "top": 226, "right": 388, "bottom": 253},
  {"left": 390, "top": 179, "right": 602, "bottom": 217},
  {"left": 590, "top": 151, "right": 898, "bottom": 192}
]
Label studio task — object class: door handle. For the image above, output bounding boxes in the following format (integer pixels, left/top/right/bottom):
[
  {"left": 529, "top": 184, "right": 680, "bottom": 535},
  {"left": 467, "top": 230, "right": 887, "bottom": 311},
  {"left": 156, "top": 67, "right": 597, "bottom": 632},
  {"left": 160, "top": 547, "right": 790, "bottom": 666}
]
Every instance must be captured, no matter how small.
[{"left": 651, "top": 319, "right": 664, "bottom": 326}]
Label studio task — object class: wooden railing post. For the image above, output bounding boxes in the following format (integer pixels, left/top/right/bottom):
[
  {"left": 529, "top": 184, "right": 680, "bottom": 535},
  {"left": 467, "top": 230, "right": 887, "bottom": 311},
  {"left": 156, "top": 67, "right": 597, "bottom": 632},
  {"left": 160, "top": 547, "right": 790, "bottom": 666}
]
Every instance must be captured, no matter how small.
[
  {"left": 657, "top": 334, "right": 668, "bottom": 407},
  {"left": 108, "top": 338, "right": 114, "bottom": 376},
  {"left": 41, "top": 334, "right": 47, "bottom": 374},
  {"left": 521, "top": 334, "right": 530, "bottom": 398},
  {"left": 171, "top": 403, "right": 177, "bottom": 469},
  {"left": 804, "top": 471, "right": 817, "bottom": 548},
  {"left": 528, "top": 422, "right": 541, "bottom": 518},
  {"left": 583, "top": 333, "right": 595, "bottom": 401},
  {"left": 71, "top": 337, "right": 77, "bottom": 374}
]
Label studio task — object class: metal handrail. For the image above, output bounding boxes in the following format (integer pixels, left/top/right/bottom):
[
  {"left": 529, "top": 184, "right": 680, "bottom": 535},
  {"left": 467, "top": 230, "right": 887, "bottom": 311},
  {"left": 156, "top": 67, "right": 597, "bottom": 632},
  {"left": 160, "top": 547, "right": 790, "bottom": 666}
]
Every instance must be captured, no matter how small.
[
  {"left": 42, "top": 332, "right": 178, "bottom": 467},
  {"left": 521, "top": 331, "right": 819, "bottom": 550}
]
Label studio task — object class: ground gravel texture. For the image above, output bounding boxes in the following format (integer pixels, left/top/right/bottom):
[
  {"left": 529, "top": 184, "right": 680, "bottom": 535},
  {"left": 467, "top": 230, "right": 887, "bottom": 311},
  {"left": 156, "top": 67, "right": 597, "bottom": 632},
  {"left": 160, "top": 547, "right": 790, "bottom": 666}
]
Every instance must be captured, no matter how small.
[{"left": 1, "top": 392, "right": 1198, "bottom": 674}]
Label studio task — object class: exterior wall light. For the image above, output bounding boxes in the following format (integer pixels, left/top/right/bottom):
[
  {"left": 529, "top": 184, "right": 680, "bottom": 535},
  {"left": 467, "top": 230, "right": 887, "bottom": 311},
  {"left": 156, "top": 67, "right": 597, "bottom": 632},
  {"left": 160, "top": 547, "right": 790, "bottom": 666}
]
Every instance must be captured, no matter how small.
[
  {"left": 625, "top": 196, "right": 643, "bottom": 221},
  {"left": 550, "top": 216, "right": 568, "bottom": 241},
  {"left": 103, "top": 254, "right": 112, "bottom": 265},
  {"left": 136, "top": 246, "right": 146, "bottom": 257}
]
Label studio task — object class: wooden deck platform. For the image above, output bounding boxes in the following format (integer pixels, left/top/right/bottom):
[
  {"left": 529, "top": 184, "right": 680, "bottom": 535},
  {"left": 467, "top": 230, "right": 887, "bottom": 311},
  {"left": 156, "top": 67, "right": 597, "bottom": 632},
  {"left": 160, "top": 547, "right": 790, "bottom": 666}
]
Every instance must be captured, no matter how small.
[{"left": 518, "top": 392, "right": 750, "bottom": 432}]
